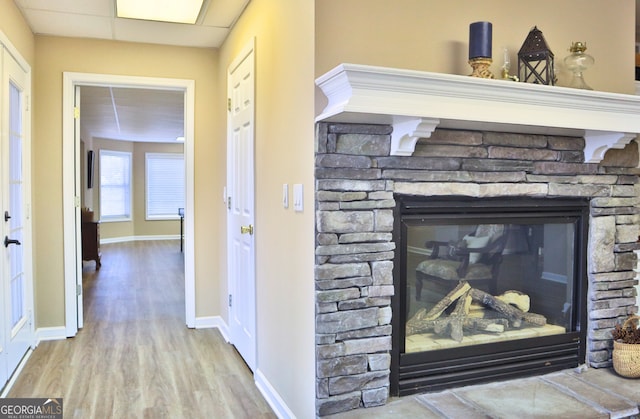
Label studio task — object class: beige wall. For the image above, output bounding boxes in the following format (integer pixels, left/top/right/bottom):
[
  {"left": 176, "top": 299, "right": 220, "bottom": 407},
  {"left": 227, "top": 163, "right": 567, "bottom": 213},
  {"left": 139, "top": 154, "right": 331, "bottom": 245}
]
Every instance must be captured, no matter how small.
[
  {"left": 0, "top": 0, "right": 35, "bottom": 65},
  {"left": 316, "top": 0, "right": 636, "bottom": 94},
  {"left": 218, "top": 0, "right": 316, "bottom": 416},
  {"left": 87, "top": 138, "right": 184, "bottom": 240},
  {"left": 33, "top": 36, "right": 221, "bottom": 326}
]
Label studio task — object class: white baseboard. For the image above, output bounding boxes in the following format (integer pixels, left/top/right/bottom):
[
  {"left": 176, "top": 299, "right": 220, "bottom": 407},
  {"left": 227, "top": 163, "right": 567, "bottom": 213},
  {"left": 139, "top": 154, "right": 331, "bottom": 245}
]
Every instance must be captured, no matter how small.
[
  {"left": 255, "top": 369, "right": 296, "bottom": 419},
  {"left": 194, "top": 315, "right": 229, "bottom": 342},
  {"left": 35, "top": 326, "right": 67, "bottom": 343},
  {"left": 100, "top": 235, "right": 180, "bottom": 245}
]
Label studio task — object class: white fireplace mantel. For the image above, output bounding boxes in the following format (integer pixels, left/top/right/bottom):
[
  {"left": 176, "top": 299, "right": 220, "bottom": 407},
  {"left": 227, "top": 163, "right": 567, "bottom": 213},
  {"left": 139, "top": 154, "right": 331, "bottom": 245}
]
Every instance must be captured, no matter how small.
[{"left": 315, "top": 64, "right": 640, "bottom": 162}]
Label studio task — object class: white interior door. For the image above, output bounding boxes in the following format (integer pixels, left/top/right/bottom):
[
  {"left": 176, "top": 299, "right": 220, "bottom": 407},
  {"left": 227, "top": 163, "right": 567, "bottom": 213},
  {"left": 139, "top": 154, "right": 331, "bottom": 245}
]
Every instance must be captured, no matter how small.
[
  {"left": 227, "top": 39, "right": 256, "bottom": 371},
  {"left": 0, "top": 47, "right": 33, "bottom": 387}
]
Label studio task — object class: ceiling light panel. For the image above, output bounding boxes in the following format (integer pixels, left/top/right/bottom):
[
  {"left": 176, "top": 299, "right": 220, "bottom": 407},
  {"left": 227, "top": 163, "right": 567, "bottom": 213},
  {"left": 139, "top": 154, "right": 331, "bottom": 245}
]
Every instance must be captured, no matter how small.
[{"left": 116, "top": 0, "right": 204, "bottom": 24}]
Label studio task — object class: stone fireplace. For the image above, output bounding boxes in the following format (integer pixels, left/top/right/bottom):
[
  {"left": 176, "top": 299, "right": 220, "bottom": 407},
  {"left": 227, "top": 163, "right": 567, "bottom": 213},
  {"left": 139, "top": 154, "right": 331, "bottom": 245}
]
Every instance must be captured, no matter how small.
[{"left": 314, "top": 64, "right": 640, "bottom": 416}]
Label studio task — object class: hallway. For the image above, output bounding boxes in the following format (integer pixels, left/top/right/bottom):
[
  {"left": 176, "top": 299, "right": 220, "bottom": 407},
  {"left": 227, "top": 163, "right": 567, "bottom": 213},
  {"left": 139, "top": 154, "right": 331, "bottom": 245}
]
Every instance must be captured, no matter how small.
[{"left": 6, "top": 240, "right": 275, "bottom": 418}]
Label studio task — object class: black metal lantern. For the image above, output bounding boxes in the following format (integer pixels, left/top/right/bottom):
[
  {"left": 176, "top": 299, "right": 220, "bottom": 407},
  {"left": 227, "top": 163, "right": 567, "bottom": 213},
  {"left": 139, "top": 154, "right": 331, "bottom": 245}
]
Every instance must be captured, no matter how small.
[{"left": 518, "top": 26, "right": 555, "bottom": 85}]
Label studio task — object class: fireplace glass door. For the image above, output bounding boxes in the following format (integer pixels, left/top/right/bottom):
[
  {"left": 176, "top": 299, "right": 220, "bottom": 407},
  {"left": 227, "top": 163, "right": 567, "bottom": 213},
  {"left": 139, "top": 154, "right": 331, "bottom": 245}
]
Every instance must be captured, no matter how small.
[
  {"left": 393, "top": 197, "right": 588, "bottom": 396},
  {"left": 406, "top": 221, "right": 574, "bottom": 352}
]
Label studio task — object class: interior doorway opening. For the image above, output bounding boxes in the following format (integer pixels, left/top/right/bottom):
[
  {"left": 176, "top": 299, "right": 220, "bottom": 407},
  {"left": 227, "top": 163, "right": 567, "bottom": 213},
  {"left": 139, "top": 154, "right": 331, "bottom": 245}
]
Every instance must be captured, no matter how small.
[{"left": 62, "top": 73, "right": 196, "bottom": 336}]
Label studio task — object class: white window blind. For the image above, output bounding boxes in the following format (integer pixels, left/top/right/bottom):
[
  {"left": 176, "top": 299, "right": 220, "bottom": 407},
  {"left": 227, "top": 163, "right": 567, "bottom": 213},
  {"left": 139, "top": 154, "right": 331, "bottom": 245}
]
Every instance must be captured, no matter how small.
[
  {"left": 100, "top": 150, "right": 132, "bottom": 220},
  {"left": 146, "top": 153, "right": 185, "bottom": 220}
]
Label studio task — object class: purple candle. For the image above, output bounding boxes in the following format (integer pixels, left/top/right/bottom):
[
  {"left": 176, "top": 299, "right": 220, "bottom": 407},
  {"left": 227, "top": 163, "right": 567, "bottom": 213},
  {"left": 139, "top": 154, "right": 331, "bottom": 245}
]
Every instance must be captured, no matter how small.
[{"left": 469, "top": 21, "right": 492, "bottom": 59}]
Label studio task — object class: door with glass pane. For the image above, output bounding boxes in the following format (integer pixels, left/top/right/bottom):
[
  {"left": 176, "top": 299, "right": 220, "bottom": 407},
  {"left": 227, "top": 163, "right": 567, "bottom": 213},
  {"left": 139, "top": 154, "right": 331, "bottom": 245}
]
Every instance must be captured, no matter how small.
[{"left": 1, "top": 47, "right": 33, "bottom": 387}]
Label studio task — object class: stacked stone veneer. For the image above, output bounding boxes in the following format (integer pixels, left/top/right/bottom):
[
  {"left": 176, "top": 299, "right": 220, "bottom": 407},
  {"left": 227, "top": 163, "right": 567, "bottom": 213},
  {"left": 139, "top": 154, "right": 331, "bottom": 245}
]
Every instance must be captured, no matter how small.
[{"left": 314, "top": 122, "right": 640, "bottom": 416}]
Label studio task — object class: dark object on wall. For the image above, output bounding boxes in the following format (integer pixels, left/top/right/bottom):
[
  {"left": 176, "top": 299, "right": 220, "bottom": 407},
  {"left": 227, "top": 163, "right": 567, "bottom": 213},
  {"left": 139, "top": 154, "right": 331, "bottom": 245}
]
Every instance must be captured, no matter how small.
[
  {"left": 87, "top": 150, "right": 94, "bottom": 189},
  {"left": 518, "top": 26, "right": 555, "bottom": 85},
  {"left": 636, "top": 66, "right": 640, "bottom": 81}
]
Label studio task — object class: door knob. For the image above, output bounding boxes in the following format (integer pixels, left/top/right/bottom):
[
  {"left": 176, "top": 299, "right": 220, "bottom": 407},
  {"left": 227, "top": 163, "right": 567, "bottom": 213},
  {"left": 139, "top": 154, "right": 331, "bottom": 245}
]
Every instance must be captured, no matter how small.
[
  {"left": 4, "top": 236, "right": 21, "bottom": 248},
  {"left": 4, "top": 211, "right": 10, "bottom": 222},
  {"left": 240, "top": 225, "right": 254, "bottom": 235}
]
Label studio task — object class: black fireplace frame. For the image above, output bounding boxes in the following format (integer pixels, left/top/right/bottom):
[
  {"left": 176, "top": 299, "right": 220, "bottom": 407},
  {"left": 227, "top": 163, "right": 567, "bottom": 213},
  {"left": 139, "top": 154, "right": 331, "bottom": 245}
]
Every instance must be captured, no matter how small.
[{"left": 390, "top": 195, "right": 589, "bottom": 397}]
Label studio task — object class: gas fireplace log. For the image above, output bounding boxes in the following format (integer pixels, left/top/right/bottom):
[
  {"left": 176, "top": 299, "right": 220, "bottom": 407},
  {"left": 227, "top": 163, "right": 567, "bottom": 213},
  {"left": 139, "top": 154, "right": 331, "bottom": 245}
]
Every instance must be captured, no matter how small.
[
  {"left": 467, "top": 291, "right": 530, "bottom": 318},
  {"left": 469, "top": 288, "right": 546, "bottom": 327},
  {"left": 406, "top": 308, "right": 428, "bottom": 335},
  {"left": 406, "top": 284, "right": 546, "bottom": 336},
  {"left": 449, "top": 290, "right": 472, "bottom": 342},
  {"left": 470, "top": 308, "right": 546, "bottom": 329},
  {"left": 521, "top": 312, "right": 547, "bottom": 326},
  {"left": 407, "top": 293, "right": 470, "bottom": 337},
  {"left": 406, "top": 318, "right": 437, "bottom": 335},
  {"left": 496, "top": 290, "right": 530, "bottom": 312},
  {"left": 434, "top": 295, "right": 505, "bottom": 341},
  {"left": 407, "top": 281, "right": 471, "bottom": 336},
  {"left": 408, "top": 314, "right": 508, "bottom": 337},
  {"left": 422, "top": 281, "right": 471, "bottom": 321},
  {"left": 464, "top": 317, "right": 508, "bottom": 333}
]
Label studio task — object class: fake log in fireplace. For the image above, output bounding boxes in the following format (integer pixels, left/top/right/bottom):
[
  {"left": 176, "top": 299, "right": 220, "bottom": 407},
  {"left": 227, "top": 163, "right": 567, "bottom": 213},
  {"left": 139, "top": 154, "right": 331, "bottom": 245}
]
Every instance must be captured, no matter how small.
[{"left": 391, "top": 196, "right": 589, "bottom": 396}]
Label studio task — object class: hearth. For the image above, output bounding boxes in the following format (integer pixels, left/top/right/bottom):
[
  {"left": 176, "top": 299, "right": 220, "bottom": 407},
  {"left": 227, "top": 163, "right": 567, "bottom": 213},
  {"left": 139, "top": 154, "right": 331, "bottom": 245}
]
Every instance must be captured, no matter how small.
[{"left": 391, "top": 196, "right": 589, "bottom": 396}]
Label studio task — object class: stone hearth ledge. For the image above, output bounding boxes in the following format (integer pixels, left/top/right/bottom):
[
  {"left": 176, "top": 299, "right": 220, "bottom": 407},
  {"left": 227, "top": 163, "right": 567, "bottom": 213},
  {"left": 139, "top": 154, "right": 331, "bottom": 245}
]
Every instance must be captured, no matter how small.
[{"left": 315, "top": 63, "right": 640, "bottom": 162}]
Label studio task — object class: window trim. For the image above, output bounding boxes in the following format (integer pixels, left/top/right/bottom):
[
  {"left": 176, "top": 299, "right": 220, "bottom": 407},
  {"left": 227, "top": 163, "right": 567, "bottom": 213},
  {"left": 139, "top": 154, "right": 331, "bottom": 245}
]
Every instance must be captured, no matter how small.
[{"left": 99, "top": 149, "right": 132, "bottom": 222}]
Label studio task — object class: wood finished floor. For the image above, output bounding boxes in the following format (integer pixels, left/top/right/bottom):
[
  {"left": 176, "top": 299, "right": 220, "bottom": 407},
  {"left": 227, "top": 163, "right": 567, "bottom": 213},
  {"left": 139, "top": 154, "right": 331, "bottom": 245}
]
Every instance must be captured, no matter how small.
[{"left": 8, "top": 240, "right": 275, "bottom": 418}]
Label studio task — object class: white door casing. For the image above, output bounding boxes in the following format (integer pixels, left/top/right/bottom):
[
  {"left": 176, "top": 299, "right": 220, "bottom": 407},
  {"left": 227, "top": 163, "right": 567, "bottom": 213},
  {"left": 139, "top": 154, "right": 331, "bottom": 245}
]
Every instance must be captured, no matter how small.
[
  {"left": 73, "top": 86, "right": 83, "bottom": 329},
  {"left": 227, "top": 38, "right": 257, "bottom": 371},
  {"left": 0, "top": 41, "right": 34, "bottom": 387},
  {"left": 62, "top": 73, "right": 196, "bottom": 336}
]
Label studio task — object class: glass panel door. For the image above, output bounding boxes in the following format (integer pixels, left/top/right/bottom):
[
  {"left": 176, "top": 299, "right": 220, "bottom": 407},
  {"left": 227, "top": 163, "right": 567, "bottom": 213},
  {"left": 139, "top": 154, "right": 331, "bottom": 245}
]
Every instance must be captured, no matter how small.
[{"left": 1, "top": 48, "right": 32, "bottom": 386}]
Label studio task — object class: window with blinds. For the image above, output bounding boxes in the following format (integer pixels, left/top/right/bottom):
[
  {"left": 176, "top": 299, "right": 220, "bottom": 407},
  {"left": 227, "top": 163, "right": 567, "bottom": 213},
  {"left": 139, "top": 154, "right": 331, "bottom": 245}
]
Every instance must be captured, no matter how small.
[
  {"left": 100, "top": 150, "right": 132, "bottom": 220},
  {"left": 146, "top": 152, "right": 185, "bottom": 220}
]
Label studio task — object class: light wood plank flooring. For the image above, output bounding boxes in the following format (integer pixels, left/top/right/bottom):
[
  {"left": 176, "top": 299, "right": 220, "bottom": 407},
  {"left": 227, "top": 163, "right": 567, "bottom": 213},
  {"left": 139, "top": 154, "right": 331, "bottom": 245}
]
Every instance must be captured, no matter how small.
[{"left": 8, "top": 240, "right": 275, "bottom": 418}]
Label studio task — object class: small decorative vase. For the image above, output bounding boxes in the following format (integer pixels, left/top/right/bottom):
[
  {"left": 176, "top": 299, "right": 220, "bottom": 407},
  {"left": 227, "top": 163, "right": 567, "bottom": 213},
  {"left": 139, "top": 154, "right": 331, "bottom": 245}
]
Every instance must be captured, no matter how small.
[{"left": 563, "top": 42, "right": 595, "bottom": 90}]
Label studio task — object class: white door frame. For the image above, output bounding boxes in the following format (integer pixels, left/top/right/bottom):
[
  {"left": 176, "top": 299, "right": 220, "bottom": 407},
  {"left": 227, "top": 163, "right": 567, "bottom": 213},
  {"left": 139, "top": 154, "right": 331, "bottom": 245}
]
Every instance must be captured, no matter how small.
[{"left": 62, "top": 73, "right": 196, "bottom": 336}]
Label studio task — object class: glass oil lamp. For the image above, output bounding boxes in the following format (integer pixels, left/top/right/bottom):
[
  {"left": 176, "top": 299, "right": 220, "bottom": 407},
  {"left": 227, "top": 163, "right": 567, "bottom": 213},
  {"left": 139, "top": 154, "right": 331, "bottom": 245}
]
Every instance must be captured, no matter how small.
[{"left": 563, "top": 42, "right": 594, "bottom": 90}]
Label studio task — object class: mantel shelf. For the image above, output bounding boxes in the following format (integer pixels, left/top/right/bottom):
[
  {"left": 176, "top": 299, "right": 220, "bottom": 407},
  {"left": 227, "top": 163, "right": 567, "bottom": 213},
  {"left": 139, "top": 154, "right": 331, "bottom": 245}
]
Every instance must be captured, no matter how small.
[{"left": 315, "top": 64, "right": 640, "bottom": 162}]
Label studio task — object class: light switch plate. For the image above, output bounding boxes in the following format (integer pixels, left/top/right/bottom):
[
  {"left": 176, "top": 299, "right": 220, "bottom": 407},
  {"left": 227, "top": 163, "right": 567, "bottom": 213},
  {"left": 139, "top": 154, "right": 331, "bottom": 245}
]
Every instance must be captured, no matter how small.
[
  {"left": 283, "top": 184, "right": 289, "bottom": 208},
  {"left": 293, "top": 184, "right": 303, "bottom": 212}
]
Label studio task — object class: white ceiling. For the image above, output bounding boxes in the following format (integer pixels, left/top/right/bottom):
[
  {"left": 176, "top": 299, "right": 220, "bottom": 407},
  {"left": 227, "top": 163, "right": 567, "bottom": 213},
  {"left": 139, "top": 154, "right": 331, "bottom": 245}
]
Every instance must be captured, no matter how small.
[
  {"left": 80, "top": 86, "right": 185, "bottom": 143},
  {"left": 13, "top": 0, "right": 250, "bottom": 143},
  {"left": 13, "top": 0, "right": 250, "bottom": 48}
]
